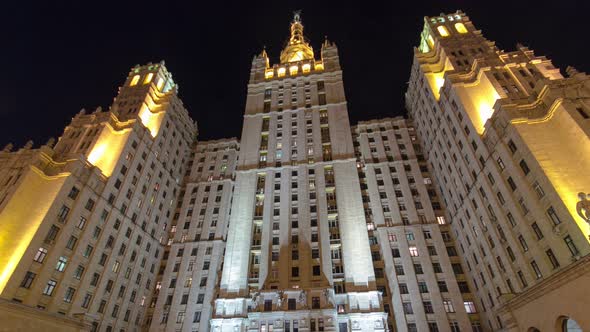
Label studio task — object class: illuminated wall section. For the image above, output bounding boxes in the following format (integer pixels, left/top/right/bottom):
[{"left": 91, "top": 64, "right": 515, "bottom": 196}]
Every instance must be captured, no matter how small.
[
  {"left": 138, "top": 93, "right": 166, "bottom": 137},
  {"left": 219, "top": 173, "right": 257, "bottom": 295},
  {"left": 453, "top": 71, "right": 500, "bottom": 134},
  {"left": 512, "top": 103, "right": 590, "bottom": 240},
  {"left": 87, "top": 123, "right": 132, "bottom": 177},
  {"left": 424, "top": 57, "right": 454, "bottom": 100},
  {"left": 0, "top": 166, "right": 69, "bottom": 294},
  {"left": 334, "top": 162, "right": 376, "bottom": 288}
]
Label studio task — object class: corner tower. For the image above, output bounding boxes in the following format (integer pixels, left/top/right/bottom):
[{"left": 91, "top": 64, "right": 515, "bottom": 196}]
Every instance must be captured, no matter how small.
[{"left": 213, "top": 13, "right": 388, "bottom": 332}]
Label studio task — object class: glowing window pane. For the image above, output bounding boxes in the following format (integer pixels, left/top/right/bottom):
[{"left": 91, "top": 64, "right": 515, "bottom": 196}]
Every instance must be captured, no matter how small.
[
  {"left": 455, "top": 23, "right": 468, "bottom": 34},
  {"left": 265, "top": 70, "right": 274, "bottom": 79},
  {"left": 314, "top": 62, "right": 324, "bottom": 71},
  {"left": 144, "top": 73, "right": 153, "bottom": 84},
  {"left": 278, "top": 68, "right": 286, "bottom": 77},
  {"left": 156, "top": 78, "right": 164, "bottom": 91},
  {"left": 302, "top": 64, "right": 311, "bottom": 73},
  {"left": 130, "top": 75, "right": 140, "bottom": 86},
  {"left": 437, "top": 26, "right": 449, "bottom": 37},
  {"left": 289, "top": 65, "right": 298, "bottom": 76}
]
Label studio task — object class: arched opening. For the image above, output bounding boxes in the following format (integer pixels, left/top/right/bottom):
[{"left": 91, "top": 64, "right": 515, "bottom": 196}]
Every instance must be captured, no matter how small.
[
  {"left": 527, "top": 328, "right": 540, "bottom": 332},
  {"left": 129, "top": 75, "right": 140, "bottom": 86},
  {"left": 455, "top": 22, "right": 468, "bottom": 34},
  {"left": 558, "top": 316, "right": 583, "bottom": 332},
  {"left": 437, "top": 25, "right": 450, "bottom": 37}
]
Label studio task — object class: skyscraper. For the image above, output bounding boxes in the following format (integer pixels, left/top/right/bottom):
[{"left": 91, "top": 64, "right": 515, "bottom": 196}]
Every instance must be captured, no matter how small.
[
  {"left": 0, "top": 62, "right": 196, "bottom": 331},
  {"left": 406, "top": 10, "right": 590, "bottom": 332},
  {"left": 211, "top": 13, "right": 388, "bottom": 332},
  {"left": 0, "top": 10, "right": 588, "bottom": 332}
]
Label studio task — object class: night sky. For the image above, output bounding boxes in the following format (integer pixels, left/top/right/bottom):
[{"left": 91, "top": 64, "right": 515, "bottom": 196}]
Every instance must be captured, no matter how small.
[{"left": 1, "top": 1, "right": 588, "bottom": 146}]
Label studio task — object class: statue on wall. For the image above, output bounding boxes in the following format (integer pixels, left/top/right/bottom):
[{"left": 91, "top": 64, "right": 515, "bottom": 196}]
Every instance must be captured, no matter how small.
[{"left": 576, "top": 192, "right": 590, "bottom": 224}]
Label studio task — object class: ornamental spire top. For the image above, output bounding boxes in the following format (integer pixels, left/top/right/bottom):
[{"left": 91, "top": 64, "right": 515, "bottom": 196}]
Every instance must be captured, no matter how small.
[{"left": 280, "top": 11, "right": 314, "bottom": 63}]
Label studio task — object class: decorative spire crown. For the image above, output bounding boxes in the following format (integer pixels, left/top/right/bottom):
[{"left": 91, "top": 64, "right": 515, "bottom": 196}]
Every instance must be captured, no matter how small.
[{"left": 280, "top": 11, "right": 314, "bottom": 63}]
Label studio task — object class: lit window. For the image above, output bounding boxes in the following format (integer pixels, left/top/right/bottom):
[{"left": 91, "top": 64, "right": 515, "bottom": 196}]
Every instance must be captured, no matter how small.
[
  {"left": 437, "top": 26, "right": 450, "bottom": 37},
  {"left": 464, "top": 301, "right": 477, "bottom": 313},
  {"left": 409, "top": 246, "right": 419, "bottom": 257},
  {"left": 156, "top": 78, "right": 164, "bottom": 91},
  {"left": 455, "top": 22, "right": 468, "bottom": 34},
  {"left": 314, "top": 62, "right": 324, "bottom": 71},
  {"left": 130, "top": 75, "right": 140, "bottom": 86},
  {"left": 302, "top": 63, "right": 311, "bottom": 73},
  {"left": 437, "top": 216, "right": 446, "bottom": 225},
  {"left": 144, "top": 73, "right": 153, "bottom": 84},
  {"left": 278, "top": 68, "right": 286, "bottom": 77},
  {"left": 265, "top": 69, "right": 274, "bottom": 79},
  {"left": 289, "top": 65, "right": 298, "bottom": 76}
]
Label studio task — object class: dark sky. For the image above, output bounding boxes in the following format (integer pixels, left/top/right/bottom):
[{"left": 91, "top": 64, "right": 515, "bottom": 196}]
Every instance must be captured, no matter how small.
[{"left": 1, "top": 1, "right": 588, "bottom": 146}]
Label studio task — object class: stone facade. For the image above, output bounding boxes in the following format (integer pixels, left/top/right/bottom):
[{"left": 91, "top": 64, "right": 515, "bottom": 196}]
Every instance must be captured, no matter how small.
[{"left": 0, "top": 10, "right": 588, "bottom": 332}]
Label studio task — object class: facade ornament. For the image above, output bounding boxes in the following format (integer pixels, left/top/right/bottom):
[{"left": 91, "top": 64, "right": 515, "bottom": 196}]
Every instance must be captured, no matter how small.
[
  {"left": 45, "top": 137, "right": 56, "bottom": 148},
  {"left": 298, "top": 290, "right": 307, "bottom": 308},
  {"left": 23, "top": 140, "right": 33, "bottom": 149},
  {"left": 2, "top": 143, "right": 13, "bottom": 152},
  {"left": 576, "top": 192, "right": 590, "bottom": 225}
]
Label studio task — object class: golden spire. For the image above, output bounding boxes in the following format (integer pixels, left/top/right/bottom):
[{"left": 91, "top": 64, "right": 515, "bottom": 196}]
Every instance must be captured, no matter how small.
[{"left": 280, "top": 11, "right": 314, "bottom": 63}]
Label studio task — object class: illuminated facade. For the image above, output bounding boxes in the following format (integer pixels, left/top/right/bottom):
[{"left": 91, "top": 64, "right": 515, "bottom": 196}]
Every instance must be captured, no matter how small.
[
  {"left": 352, "top": 118, "right": 482, "bottom": 332},
  {"left": 406, "top": 10, "right": 590, "bottom": 331},
  {"left": 1, "top": 10, "right": 589, "bottom": 332},
  {"left": 0, "top": 61, "right": 196, "bottom": 331},
  {"left": 211, "top": 14, "right": 387, "bottom": 332}
]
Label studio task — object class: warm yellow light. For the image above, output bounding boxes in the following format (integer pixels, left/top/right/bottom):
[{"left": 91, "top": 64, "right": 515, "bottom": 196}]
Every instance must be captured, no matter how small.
[
  {"left": 0, "top": 167, "right": 69, "bottom": 294},
  {"left": 144, "top": 73, "right": 154, "bottom": 84},
  {"left": 289, "top": 51, "right": 305, "bottom": 62},
  {"left": 289, "top": 65, "right": 298, "bottom": 76},
  {"left": 314, "top": 62, "right": 324, "bottom": 71},
  {"left": 156, "top": 78, "right": 164, "bottom": 91},
  {"left": 138, "top": 103, "right": 165, "bottom": 137},
  {"left": 130, "top": 75, "right": 140, "bottom": 86},
  {"left": 437, "top": 26, "right": 450, "bottom": 37},
  {"left": 455, "top": 22, "right": 468, "bottom": 34},
  {"left": 427, "top": 35, "right": 435, "bottom": 48},
  {"left": 512, "top": 103, "right": 590, "bottom": 242},
  {"left": 302, "top": 63, "right": 311, "bottom": 73},
  {"left": 265, "top": 69, "right": 274, "bottom": 79},
  {"left": 278, "top": 68, "right": 286, "bottom": 77},
  {"left": 87, "top": 124, "right": 132, "bottom": 176}
]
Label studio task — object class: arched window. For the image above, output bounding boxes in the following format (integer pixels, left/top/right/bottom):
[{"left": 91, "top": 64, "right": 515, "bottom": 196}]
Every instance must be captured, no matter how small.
[
  {"left": 437, "top": 26, "right": 450, "bottom": 37},
  {"left": 143, "top": 73, "right": 154, "bottom": 84},
  {"left": 455, "top": 23, "right": 468, "bottom": 34},
  {"left": 562, "top": 317, "right": 583, "bottom": 332},
  {"left": 130, "top": 75, "right": 140, "bottom": 86}
]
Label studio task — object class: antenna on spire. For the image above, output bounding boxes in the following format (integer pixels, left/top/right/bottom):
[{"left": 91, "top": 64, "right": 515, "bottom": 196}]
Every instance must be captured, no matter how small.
[{"left": 293, "top": 10, "right": 302, "bottom": 23}]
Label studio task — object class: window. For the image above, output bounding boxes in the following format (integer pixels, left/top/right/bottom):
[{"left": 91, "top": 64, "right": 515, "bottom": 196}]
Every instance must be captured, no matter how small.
[
  {"left": 531, "top": 222, "right": 544, "bottom": 240},
  {"left": 438, "top": 281, "right": 448, "bottom": 292},
  {"left": 34, "top": 247, "right": 48, "bottom": 263},
  {"left": 399, "top": 283, "right": 408, "bottom": 294},
  {"left": 546, "top": 249, "right": 560, "bottom": 269},
  {"left": 64, "top": 287, "right": 76, "bottom": 303},
  {"left": 547, "top": 207, "right": 561, "bottom": 225},
  {"left": 531, "top": 260, "right": 543, "bottom": 279},
  {"left": 193, "top": 311, "right": 201, "bottom": 323},
  {"left": 409, "top": 246, "right": 419, "bottom": 257},
  {"left": 455, "top": 22, "right": 468, "bottom": 33},
  {"left": 519, "top": 160, "right": 530, "bottom": 175},
  {"left": 418, "top": 281, "right": 428, "bottom": 293},
  {"left": 437, "top": 25, "right": 450, "bottom": 37},
  {"left": 56, "top": 256, "right": 68, "bottom": 272},
  {"left": 564, "top": 236, "right": 579, "bottom": 256},
  {"left": 20, "top": 271, "right": 36, "bottom": 288},
  {"left": 428, "top": 322, "right": 439, "bottom": 332},
  {"left": 402, "top": 302, "right": 413, "bottom": 314},
  {"left": 443, "top": 300, "right": 455, "bottom": 313},
  {"left": 43, "top": 280, "right": 57, "bottom": 295},
  {"left": 464, "top": 301, "right": 477, "bottom": 313},
  {"left": 424, "top": 301, "right": 434, "bottom": 313}
]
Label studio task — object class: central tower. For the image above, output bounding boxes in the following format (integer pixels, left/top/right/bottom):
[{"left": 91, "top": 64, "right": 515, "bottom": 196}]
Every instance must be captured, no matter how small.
[{"left": 212, "top": 14, "right": 388, "bottom": 332}]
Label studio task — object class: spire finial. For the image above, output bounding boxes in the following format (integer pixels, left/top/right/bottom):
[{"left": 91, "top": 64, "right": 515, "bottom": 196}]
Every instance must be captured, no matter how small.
[{"left": 293, "top": 10, "right": 302, "bottom": 23}]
